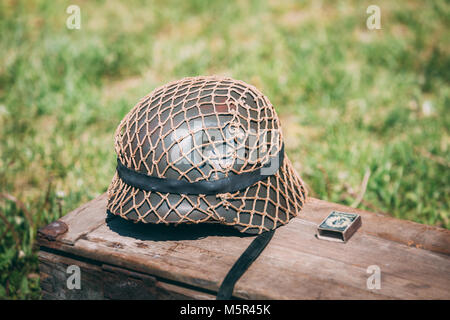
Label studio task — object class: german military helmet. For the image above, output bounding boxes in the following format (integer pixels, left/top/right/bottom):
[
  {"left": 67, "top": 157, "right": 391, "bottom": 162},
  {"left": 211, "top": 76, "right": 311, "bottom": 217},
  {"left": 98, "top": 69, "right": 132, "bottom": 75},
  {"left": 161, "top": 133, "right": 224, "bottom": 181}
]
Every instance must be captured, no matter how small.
[{"left": 107, "top": 76, "right": 307, "bottom": 234}]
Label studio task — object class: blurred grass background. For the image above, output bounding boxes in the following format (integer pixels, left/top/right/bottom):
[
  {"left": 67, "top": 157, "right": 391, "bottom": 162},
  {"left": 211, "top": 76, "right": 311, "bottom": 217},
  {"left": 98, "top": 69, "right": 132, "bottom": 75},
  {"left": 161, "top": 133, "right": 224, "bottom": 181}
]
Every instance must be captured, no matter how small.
[{"left": 0, "top": 0, "right": 449, "bottom": 299}]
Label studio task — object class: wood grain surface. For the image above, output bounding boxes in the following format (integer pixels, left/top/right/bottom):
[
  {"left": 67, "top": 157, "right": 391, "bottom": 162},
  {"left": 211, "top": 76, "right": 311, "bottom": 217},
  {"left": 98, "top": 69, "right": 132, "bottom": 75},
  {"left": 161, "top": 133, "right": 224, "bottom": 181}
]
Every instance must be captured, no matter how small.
[{"left": 38, "top": 194, "right": 450, "bottom": 299}]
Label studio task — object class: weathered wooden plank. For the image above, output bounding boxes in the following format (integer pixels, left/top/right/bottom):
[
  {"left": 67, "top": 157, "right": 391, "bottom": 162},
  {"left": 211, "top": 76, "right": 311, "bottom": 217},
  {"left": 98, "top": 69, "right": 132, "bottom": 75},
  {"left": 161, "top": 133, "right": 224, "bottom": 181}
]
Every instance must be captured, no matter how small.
[
  {"left": 39, "top": 250, "right": 105, "bottom": 299},
  {"left": 68, "top": 215, "right": 449, "bottom": 299},
  {"left": 47, "top": 194, "right": 450, "bottom": 254},
  {"left": 38, "top": 250, "right": 215, "bottom": 300},
  {"left": 156, "top": 282, "right": 215, "bottom": 300},
  {"left": 237, "top": 218, "right": 450, "bottom": 299},
  {"left": 38, "top": 194, "right": 450, "bottom": 299},
  {"left": 55, "top": 193, "right": 110, "bottom": 245},
  {"left": 61, "top": 231, "right": 250, "bottom": 295}
]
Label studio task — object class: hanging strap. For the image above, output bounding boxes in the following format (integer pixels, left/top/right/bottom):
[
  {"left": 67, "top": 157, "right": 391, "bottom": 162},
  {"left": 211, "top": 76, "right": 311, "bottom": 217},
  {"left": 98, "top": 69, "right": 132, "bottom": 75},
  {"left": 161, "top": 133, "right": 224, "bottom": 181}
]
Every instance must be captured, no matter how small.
[{"left": 216, "top": 229, "right": 275, "bottom": 300}]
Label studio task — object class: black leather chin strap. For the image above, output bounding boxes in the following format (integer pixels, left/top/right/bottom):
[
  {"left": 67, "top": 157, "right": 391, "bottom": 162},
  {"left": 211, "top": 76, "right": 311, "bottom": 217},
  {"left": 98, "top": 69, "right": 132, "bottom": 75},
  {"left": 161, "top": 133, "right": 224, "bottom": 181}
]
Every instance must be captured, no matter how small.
[
  {"left": 116, "top": 145, "right": 284, "bottom": 195},
  {"left": 216, "top": 229, "right": 275, "bottom": 300}
]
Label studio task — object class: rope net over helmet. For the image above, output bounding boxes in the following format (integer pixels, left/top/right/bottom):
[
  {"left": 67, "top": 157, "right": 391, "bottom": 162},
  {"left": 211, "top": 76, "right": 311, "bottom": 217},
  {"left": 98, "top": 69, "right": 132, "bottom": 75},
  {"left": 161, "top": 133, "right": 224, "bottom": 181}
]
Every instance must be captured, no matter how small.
[{"left": 107, "top": 76, "right": 307, "bottom": 234}]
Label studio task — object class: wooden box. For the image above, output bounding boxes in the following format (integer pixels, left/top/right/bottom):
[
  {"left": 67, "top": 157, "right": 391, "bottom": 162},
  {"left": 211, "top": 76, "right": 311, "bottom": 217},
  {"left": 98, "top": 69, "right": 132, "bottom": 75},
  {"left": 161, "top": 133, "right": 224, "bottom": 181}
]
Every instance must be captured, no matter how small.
[{"left": 37, "top": 194, "right": 450, "bottom": 299}]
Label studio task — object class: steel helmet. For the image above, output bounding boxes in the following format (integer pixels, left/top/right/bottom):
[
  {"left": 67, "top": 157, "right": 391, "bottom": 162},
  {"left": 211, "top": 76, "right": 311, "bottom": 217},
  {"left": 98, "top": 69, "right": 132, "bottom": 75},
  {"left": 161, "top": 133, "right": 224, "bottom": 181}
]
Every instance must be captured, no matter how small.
[{"left": 107, "top": 76, "right": 307, "bottom": 234}]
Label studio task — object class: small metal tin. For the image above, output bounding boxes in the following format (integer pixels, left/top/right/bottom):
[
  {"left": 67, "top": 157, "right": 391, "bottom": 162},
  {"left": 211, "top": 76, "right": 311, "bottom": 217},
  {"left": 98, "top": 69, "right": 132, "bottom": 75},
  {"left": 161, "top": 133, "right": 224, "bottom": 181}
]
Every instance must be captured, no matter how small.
[{"left": 317, "top": 211, "right": 362, "bottom": 243}]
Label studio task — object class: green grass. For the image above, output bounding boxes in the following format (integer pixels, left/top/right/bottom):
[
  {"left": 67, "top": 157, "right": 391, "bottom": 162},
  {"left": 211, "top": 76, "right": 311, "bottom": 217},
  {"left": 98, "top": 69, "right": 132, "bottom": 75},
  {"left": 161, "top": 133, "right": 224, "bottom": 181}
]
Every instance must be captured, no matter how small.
[{"left": 0, "top": 0, "right": 449, "bottom": 299}]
